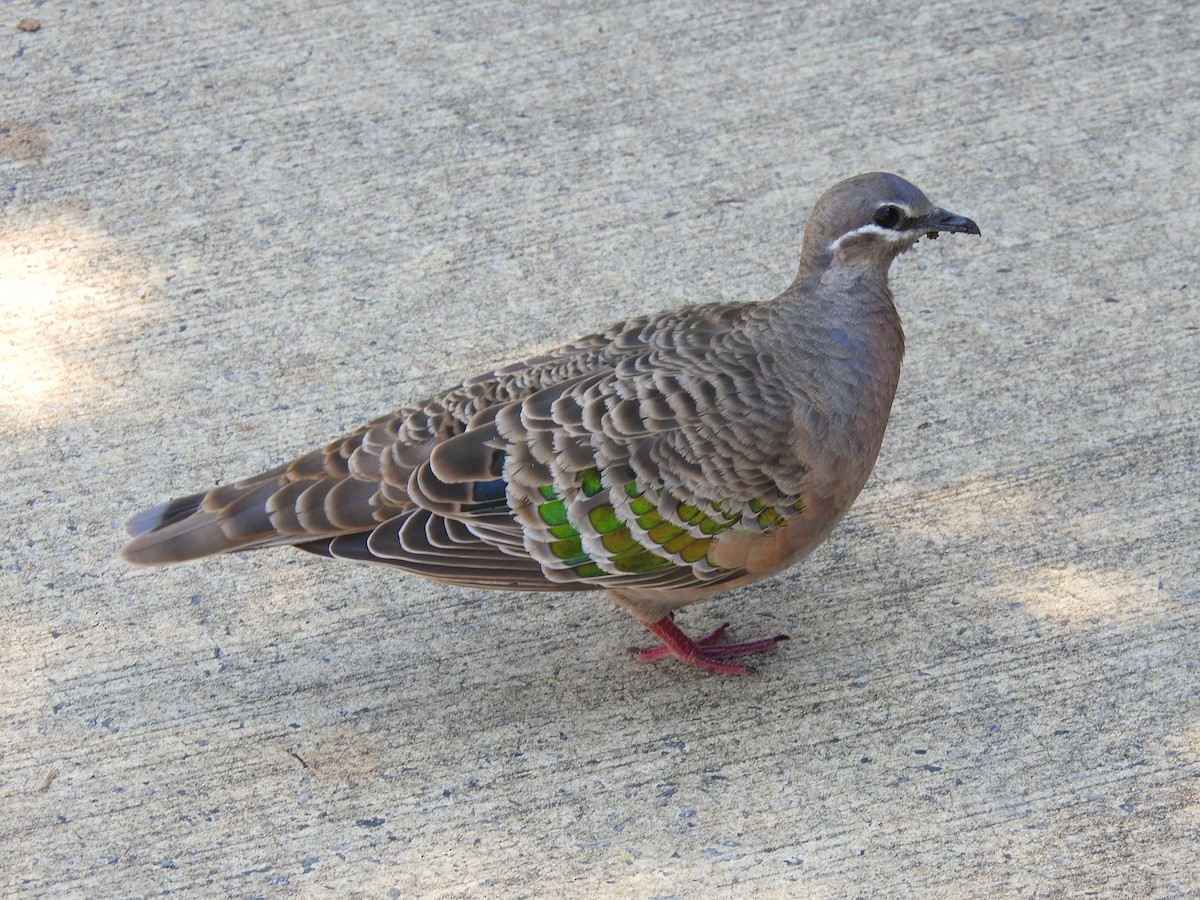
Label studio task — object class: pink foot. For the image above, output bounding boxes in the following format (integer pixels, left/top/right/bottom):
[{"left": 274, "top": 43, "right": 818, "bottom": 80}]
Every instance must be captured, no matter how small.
[{"left": 634, "top": 616, "right": 788, "bottom": 675}]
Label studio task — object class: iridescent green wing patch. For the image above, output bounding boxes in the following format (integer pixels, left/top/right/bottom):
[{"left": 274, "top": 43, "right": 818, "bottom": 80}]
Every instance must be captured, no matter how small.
[{"left": 531, "top": 468, "right": 801, "bottom": 581}]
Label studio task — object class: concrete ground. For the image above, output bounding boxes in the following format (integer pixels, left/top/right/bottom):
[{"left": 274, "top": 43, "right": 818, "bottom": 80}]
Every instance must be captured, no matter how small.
[{"left": 3, "top": 1, "right": 1197, "bottom": 896}]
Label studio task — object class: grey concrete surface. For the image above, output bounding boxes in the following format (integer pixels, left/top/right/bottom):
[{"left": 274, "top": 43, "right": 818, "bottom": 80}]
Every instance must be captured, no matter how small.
[{"left": 2, "top": 1, "right": 1197, "bottom": 896}]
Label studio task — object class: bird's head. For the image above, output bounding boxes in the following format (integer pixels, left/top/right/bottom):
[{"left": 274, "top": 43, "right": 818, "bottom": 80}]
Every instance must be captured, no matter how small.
[{"left": 798, "top": 172, "right": 979, "bottom": 281}]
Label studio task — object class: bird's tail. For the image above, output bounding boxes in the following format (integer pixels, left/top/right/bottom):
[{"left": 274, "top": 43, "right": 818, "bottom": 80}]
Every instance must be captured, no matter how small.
[
  {"left": 119, "top": 471, "right": 297, "bottom": 565},
  {"left": 119, "top": 456, "right": 386, "bottom": 566}
]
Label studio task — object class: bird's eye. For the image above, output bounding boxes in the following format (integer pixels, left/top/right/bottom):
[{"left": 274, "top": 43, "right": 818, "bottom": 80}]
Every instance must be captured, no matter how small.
[{"left": 874, "top": 205, "right": 903, "bottom": 229}]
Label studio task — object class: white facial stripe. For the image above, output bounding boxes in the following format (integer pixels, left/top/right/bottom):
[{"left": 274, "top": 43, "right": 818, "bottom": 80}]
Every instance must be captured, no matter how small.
[{"left": 826, "top": 222, "right": 921, "bottom": 255}]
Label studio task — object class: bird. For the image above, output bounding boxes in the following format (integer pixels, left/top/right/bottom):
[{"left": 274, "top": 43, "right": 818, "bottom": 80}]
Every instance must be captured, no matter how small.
[{"left": 120, "top": 172, "right": 979, "bottom": 675}]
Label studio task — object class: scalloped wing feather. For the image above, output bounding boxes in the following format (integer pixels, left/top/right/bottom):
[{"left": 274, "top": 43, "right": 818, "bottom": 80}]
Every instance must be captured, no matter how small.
[{"left": 121, "top": 301, "right": 809, "bottom": 601}]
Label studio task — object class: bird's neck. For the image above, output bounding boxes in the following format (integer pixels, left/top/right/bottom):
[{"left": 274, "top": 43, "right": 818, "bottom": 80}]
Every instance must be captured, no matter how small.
[
  {"left": 752, "top": 265, "right": 906, "bottom": 465},
  {"left": 764, "top": 264, "right": 905, "bottom": 379}
]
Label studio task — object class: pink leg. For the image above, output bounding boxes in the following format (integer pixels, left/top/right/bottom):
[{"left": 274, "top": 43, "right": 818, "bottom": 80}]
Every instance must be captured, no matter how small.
[{"left": 634, "top": 616, "right": 788, "bottom": 675}]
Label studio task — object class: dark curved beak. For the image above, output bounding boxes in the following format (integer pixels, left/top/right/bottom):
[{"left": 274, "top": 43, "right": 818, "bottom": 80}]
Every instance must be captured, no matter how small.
[{"left": 922, "top": 207, "right": 980, "bottom": 236}]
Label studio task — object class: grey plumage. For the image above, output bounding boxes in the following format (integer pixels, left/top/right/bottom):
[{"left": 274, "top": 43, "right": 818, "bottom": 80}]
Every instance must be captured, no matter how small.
[{"left": 121, "top": 172, "right": 979, "bottom": 675}]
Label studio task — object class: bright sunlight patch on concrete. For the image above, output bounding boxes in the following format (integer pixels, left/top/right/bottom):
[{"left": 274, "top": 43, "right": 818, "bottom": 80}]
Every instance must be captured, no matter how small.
[{"left": 0, "top": 217, "right": 158, "bottom": 425}]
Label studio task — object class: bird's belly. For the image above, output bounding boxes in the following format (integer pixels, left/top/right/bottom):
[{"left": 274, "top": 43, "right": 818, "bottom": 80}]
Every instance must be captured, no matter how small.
[{"left": 709, "top": 494, "right": 844, "bottom": 579}]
